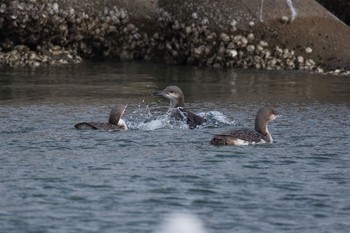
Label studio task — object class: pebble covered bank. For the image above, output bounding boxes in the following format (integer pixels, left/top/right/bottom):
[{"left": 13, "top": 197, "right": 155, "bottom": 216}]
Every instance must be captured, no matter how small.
[{"left": 0, "top": 0, "right": 348, "bottom": 74}]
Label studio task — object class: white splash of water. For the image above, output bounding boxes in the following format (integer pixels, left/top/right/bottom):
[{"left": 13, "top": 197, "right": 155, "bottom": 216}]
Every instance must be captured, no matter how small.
[
  {"left": 135, "top": 114, "right": 188, "bottom": 131},
  {"left": 127, "top": 105, "right": 234, "bottom": 130},
  {"left": 200, "top": 111, "right": 235, "bottom": 125},
  {"left": 155, "top": 213, "right": 207, "bottom": 233},
  {"left": 136, "top": 118, "right": 165, "bottom": 131}
]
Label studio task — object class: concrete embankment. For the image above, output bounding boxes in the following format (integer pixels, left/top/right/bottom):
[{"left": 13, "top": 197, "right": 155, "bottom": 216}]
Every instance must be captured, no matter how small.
[{"left": 0, "top": 0, "right": 349, "bottom": 74}]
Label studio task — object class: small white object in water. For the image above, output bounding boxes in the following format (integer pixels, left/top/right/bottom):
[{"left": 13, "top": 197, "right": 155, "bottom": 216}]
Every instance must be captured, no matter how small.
[
  {"left": 249, "top": 21, "right": 255, "bottom": 27},
  {"left": 155, "top": 213, "right": 207, "bottom": 233}
]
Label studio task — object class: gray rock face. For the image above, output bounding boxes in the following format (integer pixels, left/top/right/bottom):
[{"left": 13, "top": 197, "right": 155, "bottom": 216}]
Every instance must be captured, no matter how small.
[{"left": 156, "top": 0, "right": 350, "bottom": 70}]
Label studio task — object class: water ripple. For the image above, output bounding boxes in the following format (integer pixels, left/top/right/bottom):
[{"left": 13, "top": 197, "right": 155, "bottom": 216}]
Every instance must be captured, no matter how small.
[{"left": 1, "top": 65, "right": 350, "bottom": 233}]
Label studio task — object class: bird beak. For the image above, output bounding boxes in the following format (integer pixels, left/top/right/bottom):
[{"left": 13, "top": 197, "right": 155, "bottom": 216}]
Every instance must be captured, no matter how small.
[{"left": 152, "top": 90, "right": 166, "bottom": 97}]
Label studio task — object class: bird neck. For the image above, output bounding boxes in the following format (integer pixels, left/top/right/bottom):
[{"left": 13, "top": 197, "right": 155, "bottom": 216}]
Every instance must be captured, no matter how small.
[
  {"left": 255, "top": 118, "right": 272, "bottom": 142},
  {"left": 170, "top": 97, "right": 184, "bottom": 108},
  {"left": 109, "top": 115, "right": 118, "bottom": 125},
  {"left": 255, "top": 116, "right": 268, "bottom": 134}
]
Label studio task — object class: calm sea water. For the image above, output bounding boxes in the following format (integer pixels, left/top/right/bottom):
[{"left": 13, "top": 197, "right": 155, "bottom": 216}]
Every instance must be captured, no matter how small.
[{"left": 0, "top": 62, "right": 350, "bottom": 233}]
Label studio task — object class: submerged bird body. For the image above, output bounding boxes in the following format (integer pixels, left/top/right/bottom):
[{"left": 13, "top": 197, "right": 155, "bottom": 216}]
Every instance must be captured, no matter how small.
[
  {"left": 153, "top": 86, "right": 206, "bottom": 129},
  {"left": 74, "top": 121, "right": 127, "bottom": 131},
  {"left": 210, "top": 107, "right": 278, "bottom": 146},
  {"left": 210, "top": 128, "right": 270, "bottom": 146},
  {"left": 168, "top": 107, "right": 206, "bottom": 129},
  {"left": 74, "top": 104, "right": 128, "bottom": 131}
]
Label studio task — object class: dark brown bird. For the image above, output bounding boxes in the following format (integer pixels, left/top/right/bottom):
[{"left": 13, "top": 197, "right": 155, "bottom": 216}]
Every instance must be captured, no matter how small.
[
  {"left": 153, "top": 86, "right": 206, "bottom": 129},
  {"left": 74, "top": 104, "right": 128, "bottom": 131},
  {"left": 210, "top": 107, "right": 278, "bottom": 146}
]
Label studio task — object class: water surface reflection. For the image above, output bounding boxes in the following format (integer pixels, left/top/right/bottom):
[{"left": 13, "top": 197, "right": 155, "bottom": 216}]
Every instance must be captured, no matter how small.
[{"left": 1, "top": 62, "right": 349, "bottom": 105}]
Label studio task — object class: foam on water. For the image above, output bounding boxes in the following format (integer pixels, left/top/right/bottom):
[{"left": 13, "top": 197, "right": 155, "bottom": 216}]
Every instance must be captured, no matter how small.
[
  {"left": 200, "top": 110, "right": 235, "bottom": 125},
  {"left": 126, "top": 106, "right": 234, "bottom": 130},
  {"left": 136, "top": 118, "right": 167, "bottom": 131},
  {"left": 135, "top": 115, "right": 188, "bottom": 131},
  {"left": 155, "top": 213, "right": 207, "bottom": 233},
  {"left": 127, "top": 108, "right": 189, "bottom": 130},
  {"left": 130, "top": 110, "right": 234, "bottom": 130}
]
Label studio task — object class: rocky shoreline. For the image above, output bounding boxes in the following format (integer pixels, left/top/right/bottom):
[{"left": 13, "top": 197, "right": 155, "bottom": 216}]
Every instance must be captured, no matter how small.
[{"left": 0, "top": 1, "right": 349, "bottom": 75}]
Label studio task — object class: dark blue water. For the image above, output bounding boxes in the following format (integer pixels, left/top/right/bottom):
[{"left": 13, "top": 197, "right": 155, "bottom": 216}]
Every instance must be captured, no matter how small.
[{"left": 1, "top": 62, "right": 350, "bottom": 233}]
